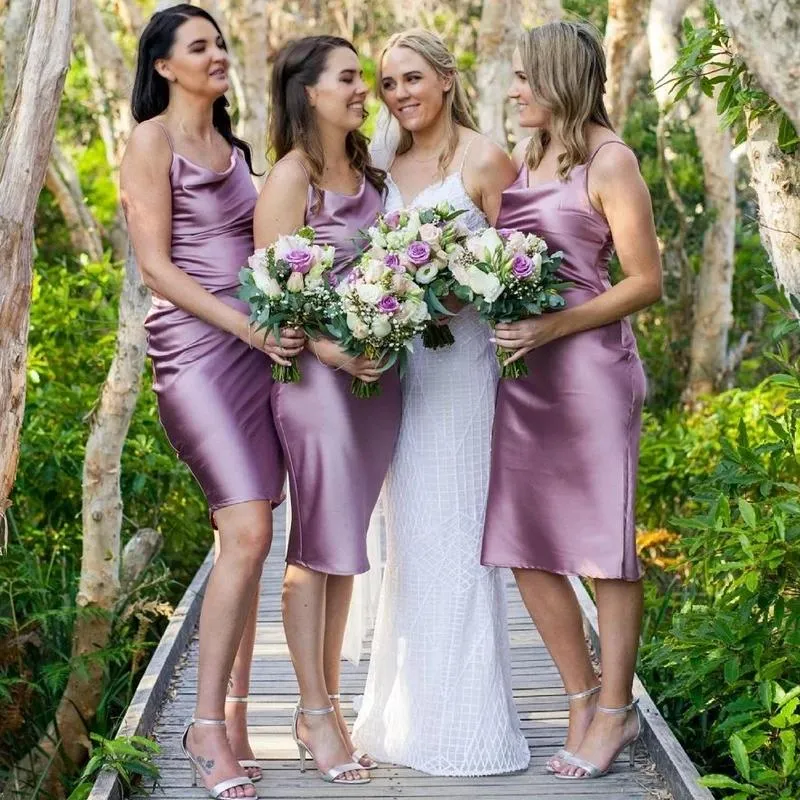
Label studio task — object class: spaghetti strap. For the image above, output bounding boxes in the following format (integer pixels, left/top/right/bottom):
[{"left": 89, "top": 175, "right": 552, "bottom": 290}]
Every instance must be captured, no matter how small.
[
  {"left": 151, "top": 120, "right": 174, "bottom": 152},
  {"left": 459, "top": 136, "right": 478, "bottom": 176},
  {"left": 586, "top": 139, "right": 632, "bottom": 165}
]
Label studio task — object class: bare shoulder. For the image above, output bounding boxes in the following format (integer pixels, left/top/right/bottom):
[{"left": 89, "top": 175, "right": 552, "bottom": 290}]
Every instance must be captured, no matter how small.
[
  {"left": 124, "top": 119, "right": 172, "bottom": 167},
  {"left": 264, "top": 153, "right": 311, "bottom": 196},
  {"left": 464, "top": 132, "right": 516, "bottom": 181},
  {"left": 590, "top": 139, "right": 640, "bottom": 183}
]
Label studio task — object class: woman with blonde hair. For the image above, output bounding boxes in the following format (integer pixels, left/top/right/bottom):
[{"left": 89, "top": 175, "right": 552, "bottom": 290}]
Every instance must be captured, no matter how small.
[
  {"left": 352, "top": 28, "right": 529, "bottom": 776},
  {"left": 481, "top": 21, "right": 662, "bottom": 780}
]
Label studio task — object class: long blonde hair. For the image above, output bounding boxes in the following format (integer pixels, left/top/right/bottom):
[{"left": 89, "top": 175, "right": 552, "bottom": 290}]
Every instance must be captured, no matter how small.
[
  {"left": 519, "top": 21, "right": 614, "bottom": 180},
  {"left": 378, "top": 28, "right": 477, "bottom": 175}
]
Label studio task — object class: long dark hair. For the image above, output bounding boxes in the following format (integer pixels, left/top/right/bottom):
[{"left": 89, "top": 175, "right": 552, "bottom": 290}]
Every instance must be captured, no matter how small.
[
  {"left": 131, "top": 3, "right": 257, "bottom": 174},
  {"left": 269, "top": 35, "right": 385, "bottom": 208}
]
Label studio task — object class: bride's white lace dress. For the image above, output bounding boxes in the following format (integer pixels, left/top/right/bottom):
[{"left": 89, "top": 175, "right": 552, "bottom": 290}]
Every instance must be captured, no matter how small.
[{"left": 352, "top": 163, "right": 530, "bottom": 776}]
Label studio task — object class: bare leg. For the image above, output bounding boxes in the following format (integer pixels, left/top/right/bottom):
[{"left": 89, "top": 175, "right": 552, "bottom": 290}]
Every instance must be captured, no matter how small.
[
  {"left": 282, "top": 564, "right": 365, "bottom": 782},
  {"left": 186, "top": 501, "right": 272, "bottom": 799},
  {"left": 322, "top": 574, "right": 373, "bottom": 767},
  {"left": 557, "top": 578, "right": 643, "bottom": 777},
  {"left": 513, "top": 569, "right": 600, "bottom": 767}
]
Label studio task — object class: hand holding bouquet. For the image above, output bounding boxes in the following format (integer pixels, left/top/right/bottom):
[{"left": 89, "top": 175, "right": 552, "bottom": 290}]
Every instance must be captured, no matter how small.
[
  {"left": 364, "top": 203, "right": 468, "bottom": 349},
  {"left": 239, "top": 227, "right": 336, "bottom": 383},
  {"left": 450, "top": 227, "right": 568, "bottom": 379},
  {"left": 326, "top": 255, "right": 430, "bottom": 398}
]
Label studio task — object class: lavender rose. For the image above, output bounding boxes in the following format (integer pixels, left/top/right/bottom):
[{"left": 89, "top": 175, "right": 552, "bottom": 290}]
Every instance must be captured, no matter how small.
[
  {"left": 284, "top": 248, "right": 313, "bottom": 274},
  {"left": 511, "top": 253, "right": 534, "bottom": 279},
  {"left": 384, "top": 210, "right": 401, "bottom": 230},
  {"left": 406, "top": 241, "right": 432, "bottom": 266},
  {"left": 384, "top": 253, "right": 402, "bottom": 270},
  {"left": 378, "top": 295, "right": 400, "bottom": 314}
]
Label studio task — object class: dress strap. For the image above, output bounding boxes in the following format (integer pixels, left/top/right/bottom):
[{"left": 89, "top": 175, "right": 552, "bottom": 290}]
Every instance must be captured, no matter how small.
[
  {"left": 459, "top": 136, "right": 478, "bottom": 176},
  {"left": 586, "top": 139, "right": 633, "bottom": 166},
  {"left": 151, "top": 120, "right": 175, "bottom": 152}
]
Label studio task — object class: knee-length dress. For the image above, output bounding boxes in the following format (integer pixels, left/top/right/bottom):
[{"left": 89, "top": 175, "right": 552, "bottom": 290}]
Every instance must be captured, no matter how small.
[
  {"left": 145, "top": 137, "right": 285, "bottom": 516},
  {"left": 273, "top": 177, "right": 402, "bottom": 576},
  {"left": 481, "top": 141, "right": 645, "bottom": 581}
]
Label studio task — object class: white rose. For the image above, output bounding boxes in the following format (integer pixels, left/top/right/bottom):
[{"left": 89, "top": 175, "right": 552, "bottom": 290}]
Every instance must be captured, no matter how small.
[
  {"left": 508, "top": 231, "right": 527, "bottom": 250},
  {"left": 371, "top": 314, "right": 392, "bottom": 339},
  {"left": 253, "top": 268, "right": 283, "bottom": 298},
  {"left": 364, "top": 260, "right": 385, "bottom": 283},
  {"left": 466, "top": 235, "right": 486, "bottom": 260},
  {"left": 466, "top": 267, "right": 503, "bottom": 303},
  {"left": 450, "top": 262, "right": 470, "bottom": 288},
  {"left": 478, "top": 228, "right": 504, "bottom": 257},
  {"left": 355, "top": 283, "right": 383, "bottom": 304},
  {"left": 274, "top": 235, "right": 309, "bottom": 260},
  {"left": 418, "top": 223, "right": 441, "bottom": 244},
  {"left": 247, "top": 249, "right": 267, "bottom": 272},
  {"left": 415, "top": 263, "right": 439, "bottom": 284},
  {"left": 532, "top": 252, "right": 543, "bottom": 269},
  {"left": 286, "top": 271, "right": 305, "bottom": 293},
  {"left": 392, "top": 273, "right": 414, "bottom": 294},
  {"left": 346, "top": 312, "right": 369, "bottom": 339}
]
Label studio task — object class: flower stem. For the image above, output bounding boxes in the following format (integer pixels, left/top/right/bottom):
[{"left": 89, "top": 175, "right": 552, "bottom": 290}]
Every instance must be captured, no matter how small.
[
  {"left": 496, "top": 347, "right": 529, "bottom": 380},
  {"left": 351, "top": 377, "right": 382, "bottom": 398},
  {"left": 422, "top": 322, "right": 455, "bottom": 349},
  {"left": 272, "top": 358, "right": 301, "bottom": 383}
]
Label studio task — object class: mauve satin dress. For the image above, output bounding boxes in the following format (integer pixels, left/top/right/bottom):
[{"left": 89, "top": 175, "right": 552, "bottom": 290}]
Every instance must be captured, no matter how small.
[
  {"left": 481, "top": 141, "right": 645, "bottom": 581},
  {"left": 273, "top": 176, "right": 401, "bottom": 575},
  {"left": 145, "top": 142, "right": 285, "bottom": 517}
]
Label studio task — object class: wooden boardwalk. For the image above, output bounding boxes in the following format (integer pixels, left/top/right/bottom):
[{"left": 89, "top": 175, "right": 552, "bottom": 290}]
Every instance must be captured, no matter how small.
[{"left": 91, "top": 504, "right": 710, "bottom": 800}]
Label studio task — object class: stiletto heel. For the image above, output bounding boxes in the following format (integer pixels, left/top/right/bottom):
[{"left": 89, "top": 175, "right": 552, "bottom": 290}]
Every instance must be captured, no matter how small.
[
  {"left": 329, "top": 692, "right": 379, "bottom": 770},
  {"left": 225, "top": 695, "right": 262, "bottom": 782},
  {"left": 181, "top": 718, "right": 255, "bottom": 798},
  {"left": 291, "top": 701, "right": 370, "bottom": 784},
  {"left": 545, "top": 684, "right": 601, "bottom": 773},
  {"left": 555, "top": 698, "right": 642, "bottom": 780}
]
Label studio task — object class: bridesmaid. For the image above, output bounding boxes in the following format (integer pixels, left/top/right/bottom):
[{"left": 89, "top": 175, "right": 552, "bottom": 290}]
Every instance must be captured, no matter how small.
[
  {"left": 481, "top": 22, "right": 662, "bottom": 781},
  {"left": 253, "top": 36, "right": 399, "bottom": 785},
  {"left": 121, "top": 6, "right": 304, "bottom": 798}
]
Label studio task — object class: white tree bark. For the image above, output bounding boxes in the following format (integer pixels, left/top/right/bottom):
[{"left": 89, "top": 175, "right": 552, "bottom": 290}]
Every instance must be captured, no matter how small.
[
  {"left": 0, "top": 0, "right": 72, "bottom": 552},
  {"left": 1, "top": 0, "right": 32, "bottom": 113},
  {"left": 714, "top": 0, "right": 800, "bottom": 133},
  {"left": 604, "top": 0, "right": 649, "bottom": 131}
]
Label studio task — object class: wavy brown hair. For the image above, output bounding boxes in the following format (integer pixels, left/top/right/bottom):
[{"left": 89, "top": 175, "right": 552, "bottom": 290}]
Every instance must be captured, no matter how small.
[
  {"left": 519, "top": 21, "right": 614, "bottom": 180},
  {"left": 378, "top": 28, "right": 477, "bottom": 177},
  {"left": 269, "top": 35, "right": 385, "bottom": 210}
]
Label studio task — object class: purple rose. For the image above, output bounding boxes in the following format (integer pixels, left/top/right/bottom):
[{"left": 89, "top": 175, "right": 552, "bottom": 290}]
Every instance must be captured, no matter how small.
[
  {"left": 284, "top": 248, "right": 313, "bottom": 274},
  {"left": 406, "top": 241, "right": 431, "bottom": 266},
  {"left": 384, "top": 253, "right": 402, "bottom": 270},
  {"left": 384, "top": 211, "right": 401, "bottom": 230},
  {"left": 511, "top": 253, "right": 534, "bottom": 279},
  {"left": 498, "top": 228, "right": 515, "bottom": 239},
  {"left": 378, "top": 295, "right": 400, "bottom": 313}
]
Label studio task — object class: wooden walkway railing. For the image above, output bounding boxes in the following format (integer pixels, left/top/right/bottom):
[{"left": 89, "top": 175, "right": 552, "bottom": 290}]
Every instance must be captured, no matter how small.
[{"left": 90, "top": 505, "right": 712, "bottom": 800}]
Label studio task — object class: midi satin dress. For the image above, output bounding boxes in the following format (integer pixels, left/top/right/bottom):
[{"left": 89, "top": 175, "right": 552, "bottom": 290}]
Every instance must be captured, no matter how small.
[
  {"left": 481, "top": 141, "right": 645, "bottom": 581},
  {"left": 145, "top": 135, "right": 285, "bottom": 517},
  {"left": 273, "top": 174, "right": 402, "bottom": 575}
]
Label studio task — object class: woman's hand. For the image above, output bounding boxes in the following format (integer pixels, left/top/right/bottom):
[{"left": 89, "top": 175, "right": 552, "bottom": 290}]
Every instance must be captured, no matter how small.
[
  {"left": 492, "top": 315, "right": 563, "bottom": 364},
  {"left": 242, "top": 317, "right": 306, "bottom": 366},
  {"left": 310, "top": 337, "right": 384, "bottom": 383}
]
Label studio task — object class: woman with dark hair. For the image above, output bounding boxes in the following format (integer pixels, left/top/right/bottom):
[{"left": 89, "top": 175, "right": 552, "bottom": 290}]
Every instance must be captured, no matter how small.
[
  {"left": 253, "top": 35, "right": 399, "bottom": 786},
  {"left": 120, "top": 6, "right": 304, "bottom": 798},
  {"left": 481, "top": 21, "right": 662, "bottom": 781}
]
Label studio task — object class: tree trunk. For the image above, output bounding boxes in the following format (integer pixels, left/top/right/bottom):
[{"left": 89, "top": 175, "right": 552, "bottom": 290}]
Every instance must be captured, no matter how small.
[
  {"left": 1, "top": 0, "right": 32, "bottom": 112},
  {"left": 685, "top": 91, "right": 736, "bottom": 401},
  {"left": 604, "top": 0, "right": 649, "bottom": 131},
  {"left": 714, "top": 0, "right": 800, "bottom": 133},
  {"left": 2, "top": 250, "right": 151, "bottom": 799},
  {"left": 0, "top": 0, "right": 72, "bottom": 552},
  {"left": 45, "top": 141, "right": 105, "bottom": 262}
]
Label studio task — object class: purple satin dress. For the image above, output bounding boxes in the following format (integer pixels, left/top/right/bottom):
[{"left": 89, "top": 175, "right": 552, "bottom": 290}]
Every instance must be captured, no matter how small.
[
  {"left": 273, "top": 176, "right": 401, "bottom": 575},
  {"left": 145, "top": 138, "right": 285, "bottom": 517},
  {"left": 481, "top": 141, "right": 645, "bottom": 581}
]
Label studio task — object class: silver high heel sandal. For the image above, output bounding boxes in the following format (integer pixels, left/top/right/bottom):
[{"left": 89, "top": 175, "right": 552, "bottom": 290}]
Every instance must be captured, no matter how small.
[
  {"left": 291, "top": 702, "right": 371, "bottom": 784},
  {"left": 225, "top": 695, "right": 262, "bottom": 782},
  {"left": 181, "top": 717, "right": 256, "bottom": 798},
  {"left": 554, "top": 698, "right": 642, "bottom": 780},
  {"left": 329, "top": 693, "right": 379, "bottom": 770},
  {"left": 545, "top": 684, "right": 601, "bottom": 773}
]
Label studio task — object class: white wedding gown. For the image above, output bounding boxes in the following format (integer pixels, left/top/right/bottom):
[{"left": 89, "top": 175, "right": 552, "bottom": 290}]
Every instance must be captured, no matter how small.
[{"left": 351, "top": 164, "right": 530, "bottom": 776}]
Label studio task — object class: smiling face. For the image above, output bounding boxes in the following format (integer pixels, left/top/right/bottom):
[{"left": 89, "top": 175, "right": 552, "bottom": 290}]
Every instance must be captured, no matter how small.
[
  {"left": 154, "top": 17, "right": 230, "bottom": 99},
  {"left": 306, "top": 46, "right": 368, "bottom": 133},
  {"left": 508, "top": 48, "right": 551, "bottom": 130},
  {"left": 380, "top": 45, "right": 453, "bottom": 133}
]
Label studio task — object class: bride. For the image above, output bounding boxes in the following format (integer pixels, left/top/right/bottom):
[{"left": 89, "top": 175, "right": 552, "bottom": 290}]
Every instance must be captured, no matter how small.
[{"left": 352, "top": 28, "right": 529, "bottom": 776}]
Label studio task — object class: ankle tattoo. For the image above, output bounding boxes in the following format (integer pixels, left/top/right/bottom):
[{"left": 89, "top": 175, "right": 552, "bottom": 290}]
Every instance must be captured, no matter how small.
[{"left": 197, "top": 756, "right": 215, "bottom": 775}]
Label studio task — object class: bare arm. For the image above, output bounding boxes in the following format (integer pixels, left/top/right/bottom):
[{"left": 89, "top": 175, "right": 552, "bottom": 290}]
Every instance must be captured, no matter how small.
[
  {"left": 463, "top": 135, "right": 518, "bottom": 226},
  {"left": 494, "top": 143, "right": 662, "bottom": 360}
]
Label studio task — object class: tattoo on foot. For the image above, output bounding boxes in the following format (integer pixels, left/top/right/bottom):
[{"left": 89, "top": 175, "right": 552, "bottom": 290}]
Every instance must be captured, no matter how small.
[{"left": 197, "top": 756, "right": 215, "bottom": 775}]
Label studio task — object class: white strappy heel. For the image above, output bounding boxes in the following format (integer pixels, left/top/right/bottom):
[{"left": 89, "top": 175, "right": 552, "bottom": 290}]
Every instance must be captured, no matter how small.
[
  {"left": 224, "top": 695, "right": 262, "bottom": 782},
  {"left": 329, "top": 693, "right": 379, "bottom": 770},
  {"left": 291, "top": 702, "right": 371, "bottom": 784},
  {"left": 181, "top": 718, "right": 256, "bottom": 798},
  {"left": 554, "top": 698, "right": 642, "bottom": 780},
  {"left": 545, "top": 684, "right": 601, "bottom": 773}
]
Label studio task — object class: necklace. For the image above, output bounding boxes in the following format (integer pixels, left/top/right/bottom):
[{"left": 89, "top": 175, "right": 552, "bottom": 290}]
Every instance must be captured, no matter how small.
[{"left": 406, "top": 136, "right": 448, "bottom": 164}]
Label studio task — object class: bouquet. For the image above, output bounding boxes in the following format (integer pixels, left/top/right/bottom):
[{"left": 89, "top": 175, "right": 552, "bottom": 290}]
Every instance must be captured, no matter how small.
[
  {"left": 364, "top": 203, "right": 468, "bottom": 349},
  {"left": 239, "top": 226, "right": 336, "bottom": 383},
  {"left": 326, "top": 254, "right": 430, "bottom": 398},
  {"left": 450, "top": 227, "right": 568, "bottom": 379}
]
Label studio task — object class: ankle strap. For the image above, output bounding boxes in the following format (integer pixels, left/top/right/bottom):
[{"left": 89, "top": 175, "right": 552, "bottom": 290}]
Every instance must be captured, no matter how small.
[
  {"left": 299, "top": 704, "right": 335, "bottom": 716},
  {"left": 191, "top": 717, "right": 226, "bottom": 726},
  {"left": 597, "top": 698, "right": 638, "bottom": 715},
  {"left": 566, "top": 684, "right": 601, "bottom": 702},
  {"left": 225, "top": 695, "right": 248, "bottom": 703}
]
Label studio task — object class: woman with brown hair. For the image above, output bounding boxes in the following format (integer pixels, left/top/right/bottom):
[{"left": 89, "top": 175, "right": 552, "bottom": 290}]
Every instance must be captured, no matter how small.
[
  {"left": 481, "top": 21, "right": 662, "bottom": 780},
  {"left": 253, "top": 34, "right": 399, "bottom": 785}
]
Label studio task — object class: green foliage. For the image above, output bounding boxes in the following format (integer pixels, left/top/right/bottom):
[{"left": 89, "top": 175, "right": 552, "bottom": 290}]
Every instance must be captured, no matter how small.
[{"left": 68, "top": 734, "right": 161, "bottom": 800}]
